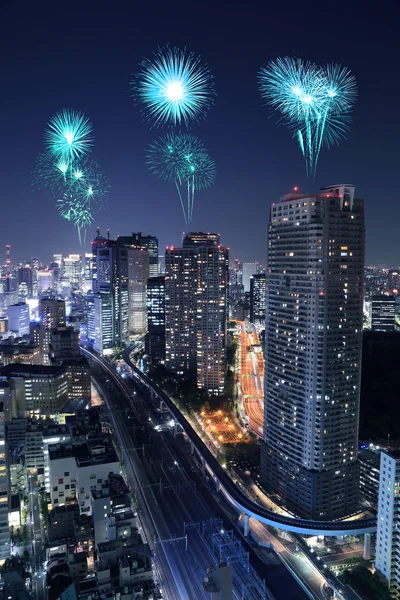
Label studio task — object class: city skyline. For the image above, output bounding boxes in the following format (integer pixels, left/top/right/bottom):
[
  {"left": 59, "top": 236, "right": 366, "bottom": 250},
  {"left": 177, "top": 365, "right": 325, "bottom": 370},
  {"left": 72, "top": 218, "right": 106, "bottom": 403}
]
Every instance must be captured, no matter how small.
[{"left": 1, "top": 2, "right": 400, "bottom": 264}]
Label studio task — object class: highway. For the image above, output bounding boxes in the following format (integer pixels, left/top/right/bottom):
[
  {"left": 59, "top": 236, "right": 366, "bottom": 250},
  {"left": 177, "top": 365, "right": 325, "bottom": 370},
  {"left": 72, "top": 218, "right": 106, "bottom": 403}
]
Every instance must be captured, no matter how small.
[
  {"left": 86, "top": 351, "right": 278, "bottom": 600},
  {"left": 119, "top": 347, "right": 376, "bottom": 537},
  {"left": 237, "top": 321, "right": 264, "bottom": 436}
]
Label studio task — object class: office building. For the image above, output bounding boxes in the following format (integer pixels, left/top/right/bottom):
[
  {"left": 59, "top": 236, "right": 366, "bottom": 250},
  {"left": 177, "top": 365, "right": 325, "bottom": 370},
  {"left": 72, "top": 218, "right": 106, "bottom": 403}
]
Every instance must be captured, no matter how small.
[
  {"left": 91, "top": 231, "right": 129, "bottom": 351},
  {"left": 17, "top": 266, "right": 33, "bottom": 299},
  {"left": 0, "top": 364, "right": 68, "bottom": 416},
  {"left": 64, "top": 254, "right": 82, "bottom": 287},
  {"left": 49, "top": 327, "right": 91, "bottom": 404},
  {"left": 37, "top": 270, "right": 54, "bottom": 295},
  {"left": 39, "top": 298, "right": 66, "bottom": 364},
  {"left": 117, "top": 232, "right": 159, "bottom": 278},
  {"left": 375, "top": 449, "right": 400, "bottom": 597},
  {"left": 126, "top": 248, "right": 149, "bottom": 334},
  {"left": 145, "top": 276, "right": 165, "bottom": 363},
  {"left": 165, "top": 233, "right": 228, "bottom": 394},
  {"left": 249, "top": 274, "right": 266, "bottom": 325},
  {"left": 371, "top": 295, "right": 396, "bottom": 331},
  {"left": 7, "top": 303, "right": 30, "bottom": 337},
  {"left": 1, "top": 276, "right": 18, "bottom": 312},
  {"left": 262, "top": 185, "right": 365, "bottom": 520}
]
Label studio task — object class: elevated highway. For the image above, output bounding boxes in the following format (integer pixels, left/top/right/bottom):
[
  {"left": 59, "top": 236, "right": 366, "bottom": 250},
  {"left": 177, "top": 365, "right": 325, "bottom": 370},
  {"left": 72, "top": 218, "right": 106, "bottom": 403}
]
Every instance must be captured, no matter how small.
[{"left": 121, "top": 348, "right": 376, "bottom": 537}]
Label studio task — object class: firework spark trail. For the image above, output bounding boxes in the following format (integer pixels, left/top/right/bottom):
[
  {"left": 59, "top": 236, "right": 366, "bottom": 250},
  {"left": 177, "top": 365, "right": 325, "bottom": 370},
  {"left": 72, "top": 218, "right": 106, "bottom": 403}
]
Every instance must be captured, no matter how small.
[
  {"left": 132, "top": 45, "right": 215, "bottom": 128},
  {"left": 147, "top": 133, "right": 215, "bottom": 223},
  {"left": 258, "top": 57, "right": 357, "bottom": 176}
]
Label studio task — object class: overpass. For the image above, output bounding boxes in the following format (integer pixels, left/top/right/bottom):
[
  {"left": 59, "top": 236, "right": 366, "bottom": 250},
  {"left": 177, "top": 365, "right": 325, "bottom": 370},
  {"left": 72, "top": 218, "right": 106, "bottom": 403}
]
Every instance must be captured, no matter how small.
[{"left": 82, "top": 346, "right": 376, "bottom": 537}]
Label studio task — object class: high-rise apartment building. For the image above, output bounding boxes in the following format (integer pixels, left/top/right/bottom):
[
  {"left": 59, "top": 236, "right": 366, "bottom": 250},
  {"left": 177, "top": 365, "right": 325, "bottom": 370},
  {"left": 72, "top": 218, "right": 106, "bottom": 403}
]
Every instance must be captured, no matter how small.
[
  {"left": 165, "top": 233, "right": 228, "bottom": 395},
  {"left": 117, "top": 233, "right": 159, "bottom": 278},
  {"left": 375, "top": 449, "right": 400, "bottom": 597},
  {"left": 145, "top": 276, "right": 165, "bottom": 363},
  {"left": 371, "top": 295, "right": 396, "bottom": 331},
  {"left": 262, "top": 184, "right": 365, "bottom": 520},
  {"left": 250, "top": 274, "right": 266, "bottom": 325}
]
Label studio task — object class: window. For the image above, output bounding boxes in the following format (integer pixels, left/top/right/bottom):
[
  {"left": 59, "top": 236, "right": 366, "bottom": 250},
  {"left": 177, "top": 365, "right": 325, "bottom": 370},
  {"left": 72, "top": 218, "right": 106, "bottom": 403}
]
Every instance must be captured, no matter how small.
[
  {"left": 53, "top": 486, "right": 58, "bottom": 492},
  {"left": 54, "top": 499, "right": 58, "bottom": 504},
  {"left": 64, "top": 471, "right": 69, "bottom": 477},
  {"left": 58, "top": 478, "right": 63, "bottom": 484},
  {"left": 90, "top": 474, "right": 96, "bottom": 479},
  {"left": 97, "top": 479, "right": 102, "bottom": 484},
  {"left": 59, "top": 492, "right": 64, "bottom": 497},
  {"left": 65, "top": 484, "right": 70, "bottom": 490}
]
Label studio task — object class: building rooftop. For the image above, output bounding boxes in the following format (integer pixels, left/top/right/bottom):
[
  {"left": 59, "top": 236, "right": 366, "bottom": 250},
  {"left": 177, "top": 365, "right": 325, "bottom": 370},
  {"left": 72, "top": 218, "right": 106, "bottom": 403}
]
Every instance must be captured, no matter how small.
[
  {"left": 0, "top": 363, "right": 66, "bottom": 377},
  {"left": 384, "top": 448, "right": 400, "bottom": 459},
  {"left": 49, "top": 438, "right": 118, "bottom": 467}
]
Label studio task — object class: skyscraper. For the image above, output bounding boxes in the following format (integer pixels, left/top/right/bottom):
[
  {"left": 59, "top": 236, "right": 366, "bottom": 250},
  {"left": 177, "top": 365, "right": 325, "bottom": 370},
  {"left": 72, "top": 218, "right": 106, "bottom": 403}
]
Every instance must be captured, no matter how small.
[
  {"left": 165, "top": 233, "right": 228, "bottom": 395},
  {"left": 117, "top": 233, "right": 159, "bottom": 278},
  {"left": 375, "top": 449, "right": 400, "bottom": 596},
  {"left": 127, "top": 248, "right": 149, "bottom": 334},
  {"left": 91, "top": 231, "right": 129, "bottom": 351},
  {"left": 371, "top": 295, "right": 396, "bottom": 331},
  {"left": 262, "top": 184, "right": 365, "bottom": 520},
  {"left": 250, "top": 274, "right": 266, "bottom": 325},
  {"left": 145, "top": 276, "right": 165, "bottom": 363}
]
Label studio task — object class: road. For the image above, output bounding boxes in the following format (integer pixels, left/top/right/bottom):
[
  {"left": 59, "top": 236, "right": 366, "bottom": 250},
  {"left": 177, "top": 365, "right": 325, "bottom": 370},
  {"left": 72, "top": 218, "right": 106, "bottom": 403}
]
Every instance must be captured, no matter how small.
[
  {"left": 237, "top": 321, "right": 264, "bottom": 436},
  {"left": 29, "top": 474, "right": 46, "bottom": 600},
  {"left": 86, "top": 351, "right": 308, "bottom": 600}
]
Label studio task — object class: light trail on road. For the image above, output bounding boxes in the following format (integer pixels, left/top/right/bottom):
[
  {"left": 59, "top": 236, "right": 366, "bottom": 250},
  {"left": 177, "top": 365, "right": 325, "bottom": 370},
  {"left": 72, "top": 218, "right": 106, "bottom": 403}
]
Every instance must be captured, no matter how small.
[{"left": 237, "top": 321, "right": 264, "bottom": 435}]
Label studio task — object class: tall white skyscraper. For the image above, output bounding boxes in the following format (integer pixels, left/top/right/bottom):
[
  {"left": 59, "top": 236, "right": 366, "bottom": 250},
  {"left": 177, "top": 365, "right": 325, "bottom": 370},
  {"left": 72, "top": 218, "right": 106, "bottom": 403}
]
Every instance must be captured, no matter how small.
[
  {"left": 262, "top": 185, "right": 365, "bottom": 520},
  {"left": 375, "top": 449, "right": 400, "bottom": 596},
  {"left": 127, "top": 248, "right": 149, "bottom": 334},
  {"left": 165, "top": 233, "right": 228, "bottom": 395}
]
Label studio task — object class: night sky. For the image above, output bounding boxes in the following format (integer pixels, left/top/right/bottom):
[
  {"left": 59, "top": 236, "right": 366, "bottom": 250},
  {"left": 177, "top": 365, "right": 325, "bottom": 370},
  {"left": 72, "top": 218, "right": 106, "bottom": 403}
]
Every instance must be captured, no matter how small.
[{"left": 1, "top": 1, "right": 398, "bottom": 265}]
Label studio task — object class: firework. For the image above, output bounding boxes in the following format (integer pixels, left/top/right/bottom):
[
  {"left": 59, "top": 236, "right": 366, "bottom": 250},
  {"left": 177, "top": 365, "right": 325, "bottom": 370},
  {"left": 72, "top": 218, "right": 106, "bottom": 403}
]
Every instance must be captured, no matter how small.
[
  {"left": 147, "top": 133, "right": 215, "bottom": 223},
  {"left": 133, "top": 46, "right": 215, "bottom": 127},
  {"left": 34, "top": 110, "right": 108, "bottom": 244},
  {"left": 258, "top": 57, "right": 357, "bottom": 176},
  {"left": 44, "top": 109, "right": 94, "bottom": 161}
]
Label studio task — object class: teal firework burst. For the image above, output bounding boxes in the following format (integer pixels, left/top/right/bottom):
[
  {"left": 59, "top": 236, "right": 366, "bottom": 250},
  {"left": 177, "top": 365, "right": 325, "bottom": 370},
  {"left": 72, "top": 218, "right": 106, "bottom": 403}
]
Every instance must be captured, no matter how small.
[
  {"left": 44, "top": 109, "right": 94, "bottom": 161},
  {"left": 133, "top": 46, "right": 215, "bottom": 128},
  {"left": 258, "top": 57, "right": 357, "bottom": 177},
  {"left": 147, "top": 133, "right": 215, "bottom": 223}
]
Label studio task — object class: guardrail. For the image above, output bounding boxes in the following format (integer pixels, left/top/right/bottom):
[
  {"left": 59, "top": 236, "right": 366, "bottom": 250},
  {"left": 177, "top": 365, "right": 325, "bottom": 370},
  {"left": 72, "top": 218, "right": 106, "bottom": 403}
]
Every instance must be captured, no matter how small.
[{"left": 120, "top": 347, "right": 377, "bottom": 537}]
